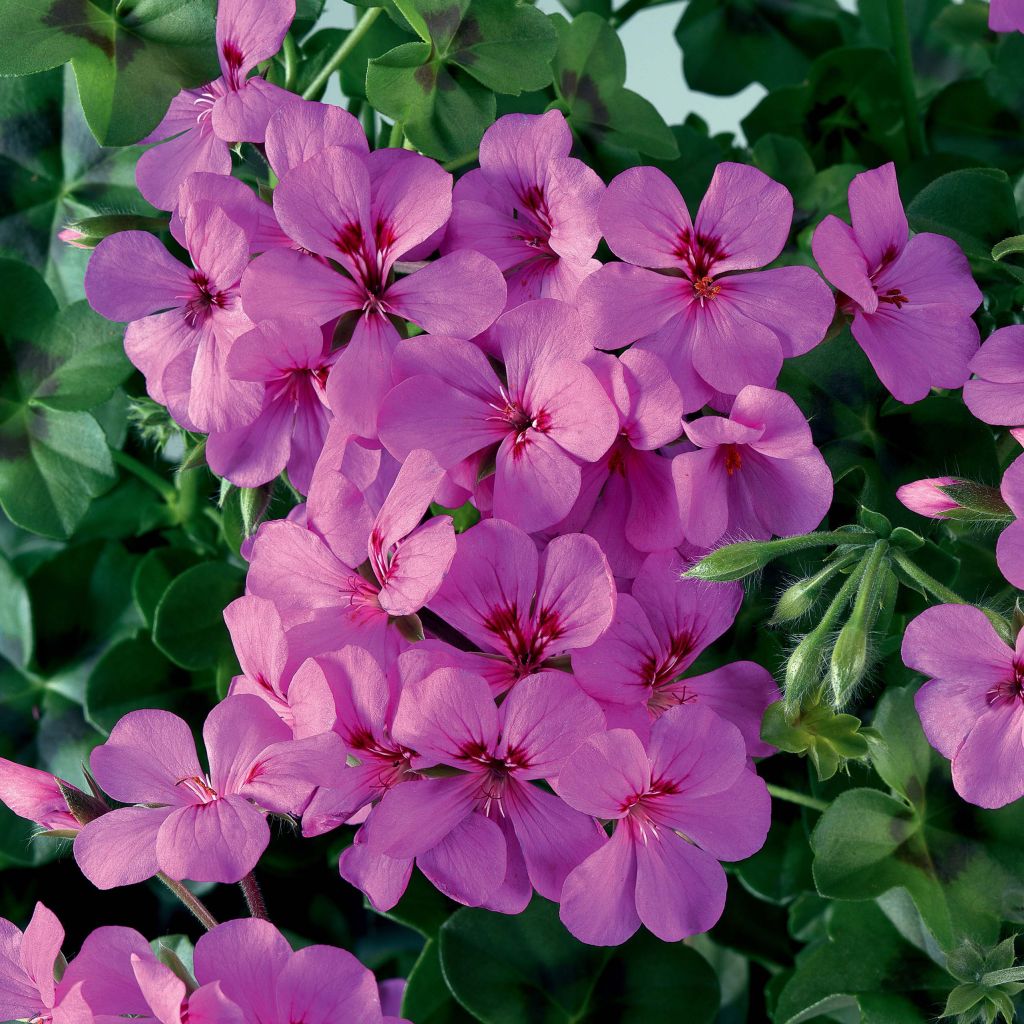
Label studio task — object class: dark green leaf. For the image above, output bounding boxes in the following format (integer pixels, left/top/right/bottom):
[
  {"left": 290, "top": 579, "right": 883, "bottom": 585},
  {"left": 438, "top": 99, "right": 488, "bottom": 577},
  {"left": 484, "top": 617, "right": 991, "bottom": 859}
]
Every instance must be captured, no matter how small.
[
  {"left": 0, "top": 552, "right": 32, "bottom": 669},
  {"left": 402, "top": 939, "right": 475, "bottom": 1023}
]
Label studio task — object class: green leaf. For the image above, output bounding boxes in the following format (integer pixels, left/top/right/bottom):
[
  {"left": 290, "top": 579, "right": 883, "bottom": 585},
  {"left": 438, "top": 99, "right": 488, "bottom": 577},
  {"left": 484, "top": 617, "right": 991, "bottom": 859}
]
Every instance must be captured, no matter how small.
[
  {"left": 152, "top": 561, "right": 244, "bottom": 671},
  {"left": 0, "top": 553, "right": 32, "bottom": 669},
  {"left": 907, "top": 168, "right": 1021, "bottom": 264},
  {"left": 865, "top": 686, "right": 932, "bottom": 804},
  {"left": 366, "top": 0, "right": 557, "bottom": 161},
  {"left": 992, "top": 234, "right": 1024, "bottom": 261},
  {"left": 85, "top": 631, "right": 181, "bottom": 734},
  {"left": 0, "top": 0, "right": 221, "bottom": 146},
  {"left": 0, "top": 67, "right": 158, "bottom": 305},
  {"left": 0, "top": 259, "right": 130, "bottom": 538},
  {"left": 675, "top": 0, "right": 847, "bottom": 97},
  {"left": 402, "top": 939, "right": 475, "bottom": 1023},
  {"left": 368, "top": 868, "right": 459, "bottom": 938},
  {"left": 735, "top": 818, "right": 814, "bottom": 905},
  {"left": 438, "top": 897, "right": 719, "bottom": 1022},
  {"left": 551, "top": 13, "right": 677, "bottom": 159}
]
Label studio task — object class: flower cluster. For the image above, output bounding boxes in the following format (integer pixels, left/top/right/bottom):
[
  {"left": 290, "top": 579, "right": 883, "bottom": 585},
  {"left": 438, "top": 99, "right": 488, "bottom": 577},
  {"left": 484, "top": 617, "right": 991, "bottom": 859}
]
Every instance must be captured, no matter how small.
[{"left": 0, "top": 902, "right": 405, "bottom": 1023}]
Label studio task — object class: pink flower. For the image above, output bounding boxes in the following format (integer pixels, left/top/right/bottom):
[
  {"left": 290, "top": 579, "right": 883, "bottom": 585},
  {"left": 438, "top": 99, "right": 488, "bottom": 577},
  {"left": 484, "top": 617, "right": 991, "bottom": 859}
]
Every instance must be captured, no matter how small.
[
  {"left": 577, "top": 163, "right": 834, "bottom": 410},
  {"left": 998, "top": 455, "right": 1024, "bottom": 588},
  {"left": 224, "top": 595, "right": 337, "bottom": 737},
  {"left": 240, "top": 145, "right": 506, "bottom": 440},
  {"left": 573, "top": 551, "right": 779, "bottom": 755},
  {"left": 363, "top": 669, "right": 606, "bottom": 912},
  {"left": 206, "top": 317, "right": 335, "bottom": 493},
  {"left": 903, "top": 604, "right": 1024, "bottom": 808},
  {"left": 246, "top": 449, "right": 456, "bottom": 663},
  {"left": 193, "top": 918, "right": 406, "bottom": 1024},
  {"left": 428, "top": 519, "right": 616, "bottom": 693},
  {"left": 895, "top": 477, "right": 963, "bottom": 519},
  {"left": 73, "top": 696, "right": 344, "bottom": 888},
  {"left": 0, "top": 759, "right": 83, "bottom": 832},
  {"left": 379, "top": 299, "right": 620, "bottom": 532},
  {"left": 812, "top": 162, "right": 981, "bottom": 404},
  {"left": 136, "top": 0, "right": 298, "bottom": 209},
  {"left": 673, "top": 385, "right": 833, "bottom": 547},
  {"left": 61, "top": 925, "right": 241, "bottom": 1023},
  {"left": 550, "top": 349, "right": 685, "bottom": 578},
  {"left": 990, "top": 0, "right": 1024, "bottom": 31},
  {"left": 556, "top": 706, "right": 771, "bottom": 945},
  {"left": 442, "top": 110, "right": 603, "bottom": 305},
  {"left": 85, "top": 203, "right": 258, "bottom": 433},
  {"left": 964, "top": 325, "right": 1024, "bottom": 427},
  {"left": 0, "top": 903, "right": 91, "bottom": 1024}
]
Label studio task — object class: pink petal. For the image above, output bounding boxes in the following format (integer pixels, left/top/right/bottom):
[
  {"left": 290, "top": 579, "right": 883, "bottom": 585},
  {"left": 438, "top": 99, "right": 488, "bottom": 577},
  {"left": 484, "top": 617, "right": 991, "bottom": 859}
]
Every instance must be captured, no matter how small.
[
  {"left": 266, "top": 99, "right": 368, "bottom": 178},
  {"left": 216, "top": 0, "right": 294, "bottom": 80},
  {"left": 136, "top": 125, "right": 231, "bottom": 211},
  {"left": 131, "top": 956, "right": 188, "bottom": 1024},
  {"left": 673, "top": 448, "right": 731, "bottom": 549},
  {"left": 998, "top": 520, "right": 1024, "bottom": 589},
  {"left": 276, "top": 945, "right": 382, "bottom": 1024},
  {"left": 59, "top": 925, "right": 153, "bottom": 1017},
  {"left": 212, "top": 78, "right": 295, "bottom": 143},
  {"left": 811, "top": 214, "right": 877, "bottom": 312},
  {"left": 682, "top": 662, "right": 780, "bottom": 758},
  {"left": 576, "top": 263, "right": 685, "bottom": 349},
  {"left": 241, "top": 248, "right": 365, "bottom": 323},
  {"left": 737, "top": 450, "right": 833, "bottom": 537},
  {"left": 559, "top": 824, "right": 639, "bottom": 946},
  {"left": 123, "top": 310, "right": 198, "bottom": 407},
  {"left": 902, "top": 605, "right": 1014, "bottom": 688},
  {"left": 875, "top": 231, "right": 981, "bottom": 315},
  {"left": 556, "top": 729, "right": 650, "bottom": 819},
  {"left": 73, "top": 807, "right": 169, "bottom": 889},
  {"left": 731, "top": 385, "right": 815, "bottom": 459},
  {"left": 205, "top": 694, "right": 291, "bottom": 795},
  {"left": 618, "top": 348, "right": 685, "bottom": 449},
  {"left": 369, "top": 148, "right": 453, "bottom": 263},
  {"left": 600, "top": 165, "right": 692, "bottom": 268},
  {"left": 365, "top": 776, "right": 478, "bottom": 859},
  {"left": 20, "top": 903, "right": 62, "bottom": 1010},
  {"left": 156, "top": 794, "right": 270, "bottom": 883},
  {"left": 194, "top": 918, "right": 290, "bottom": 1018},
  {"left": 847, "top": 162, "right": 908, "bottom": 275},
  {"left": 0, "top": 760, "right": 79, "bottom": 832},
  {"left": 416, "top": 811, "right": 507, "bottom": 907},
  {"left": 535, "top": 533, "right": 616, "bottom": 651},
  {"left": 206, "top": 397, "right": 295, "bottom": 488},
  {"left": 339, "top": 831, "right": 413, "bottom": 912},
  {"left": 85, "top": 231, "right": 191, "bottom": 322},
  {"left": 914, "top": 676, "right": 982, "bottom": 761},
  {"left": 239, "top": 731, "right": 347, "bottom": 813},
  {"left": 952, "top": 705, "right": 1024, "bottom": 808},
  {"left": 493, "top": 431, "right": 582, "bottom": 532},
  {"left": 378, "top": 517, "right": 456, "bottom": 616}
]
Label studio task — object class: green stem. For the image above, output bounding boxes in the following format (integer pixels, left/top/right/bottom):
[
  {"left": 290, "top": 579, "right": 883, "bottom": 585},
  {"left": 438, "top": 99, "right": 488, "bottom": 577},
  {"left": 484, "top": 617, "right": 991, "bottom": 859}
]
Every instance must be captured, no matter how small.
[
  {"left": 610, "top": 0, "right": 651, "bottom": 27},
  {"left": 766, "top": 784, "right": 829, "bottom": 813},
  {"left": 172, "top": 462, "right": 204, "bottom": 526},
  {"left": 891, "top": 548, "right": 966, "bottom": 606},
  {"left": 111, "top": 450, "right": 175, "bottom": 501},
  {"left": 239, "top": 872, "right": 269, "bottom": 920},
  {"left": 282, "top": 33, "right": 299, "bottom": 93},
  {"left": 157, "top": 873, "right": 219, "bottom": 931},
  {"left": 301, "top": 7, "right": 383, "bottom": 100},
  {"left": 388, "top": 120, "right": 405, "bottom": 148},
  {"left": 886, "top": 0, "right": 926, "bottom": 159}
]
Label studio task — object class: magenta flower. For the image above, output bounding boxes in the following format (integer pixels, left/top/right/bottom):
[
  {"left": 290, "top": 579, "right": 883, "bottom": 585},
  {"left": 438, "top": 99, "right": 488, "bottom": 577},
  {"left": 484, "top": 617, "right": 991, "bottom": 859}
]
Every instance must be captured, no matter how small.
[
  {"left": 224, "top": 595, "right": 337, "bottom": 737},
  {"left": 442, "top": 110, "right": 603, "bottom": 305},
  {"left": 556, "top": 706, "right": 771, "bottom": 945},
  {"left": 964, "top": 326, "right": 1024, "bottom": 427},
  {"left": 903, "top": 605, "right": 1024, "bottom": 808},
  {"left": 895, "top": 477, "right": 964, "bottom": 519},
  {"left": 0, "top": 759, "right": 84, "bottom": 832},
  {"left": 576, "top": 163, "right": 834, "bottom": 409},
  {"left": 990, "top": 0, "right": 1024, "bottom": 31},
  {"left": 240, "top": 145, "right": 506, "bottom": 439},
  {"left": 379, "top": 299, "right": 620, "bottom": 532},
  {"left": 673, "top": 385, "right": 833, "bottom": 547},
  {"left": 551, "top": 349, "right": 684, "bottom": 578},
  {"left": 0, "top": 903, "right": 91, "bottom": 1024},
  {"left": 246, "top": 449, "right": 456, "bottom": 662},
  {"left": 998, "top": 455, "right": 1024, "bottom": 589},
  {"left": 61, "top": 925, "right": 241, "bottom": 1023},
  {"left": 364, "top": 669, "right": 606, "bottom": 912},
  {"left": 194, "top": 918, "right": 406, "bottom": 1024},
  {"left": 136, "top": 0, "right": 297, "bottom": 209},
  {"left": 812, "top": 162, "right": 981, "bottom": 404},
  {"left": 573, "top": 551, "right": 778, "bottom": 755},
  {"left": 264, "top": 98, "right": 369, "bottom": 180},
  {"left": 85, "top": 203, "right": 257, "bottom": 434},
  {"left": 427, "top": 519, "right": 616, "bottom": 693},
  {"left": 206, "top": 317, "right": 335, "bottom": 493},
  {"left": 73, "top": 696, "right": 344, "bottom": 888}
]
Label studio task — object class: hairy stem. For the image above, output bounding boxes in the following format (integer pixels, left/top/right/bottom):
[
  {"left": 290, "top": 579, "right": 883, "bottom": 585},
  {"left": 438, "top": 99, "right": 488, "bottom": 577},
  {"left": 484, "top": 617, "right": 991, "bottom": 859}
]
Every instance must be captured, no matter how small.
[
  {"left": 157, "top": 873, "right": 219, "bottom": 931},
  {"left": 239, "top": 872, "right": 269, "bottom": 920},
  {"left": 766, "top": 784, "right": 830, "bottom": 813},
  {"left": 302, "top": 8, "right": 383, "bottom": 100}
]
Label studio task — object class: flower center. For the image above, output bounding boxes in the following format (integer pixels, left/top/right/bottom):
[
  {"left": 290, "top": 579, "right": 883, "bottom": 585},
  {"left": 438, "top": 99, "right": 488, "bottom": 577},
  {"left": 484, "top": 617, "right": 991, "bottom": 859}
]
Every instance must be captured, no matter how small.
[
  {"left": 692, "top": 275, "right": 721, "bottom": 304},
  {"left": 177, "top": 774, "right": 218, "bottom": 804},
  {"left": 877, "top": 286, "right": 909, "bottom": 309},
  {"left": 183, "top": 273, "right": 228, "bottom": 325},
  {"left": 723, "top": 445, "right": 743, "bottom": 475},
  {"left": 987, "top": 662, "right": 1024, "bottom": 707},
  {"left": 221, "top": 40, "right": 246, "bottom": 90},
  {"left": 482, "top": 602, "right": 562, "bottom": 679}
]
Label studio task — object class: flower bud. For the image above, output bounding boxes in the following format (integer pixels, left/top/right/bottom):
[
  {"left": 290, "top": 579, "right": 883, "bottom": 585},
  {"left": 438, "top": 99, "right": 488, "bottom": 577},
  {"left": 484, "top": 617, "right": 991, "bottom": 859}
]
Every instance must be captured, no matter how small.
[
  {"left": 783, "top": 627, "right": 829, "bottom": 712},
  {"left": 896, "top": 477, "right": 1012, "bottom": 523},
  {"left": 57, "top": 214, "right": 168, "bottom": 250},
  {"left": 896, "top": 477, "right": 963, "bottom": 518},
  {"left": 829, "top": 617, "right": 869, "bottom": 707},
  {"left": 772, "top": 577, "right": 820, "bottom": 624}
]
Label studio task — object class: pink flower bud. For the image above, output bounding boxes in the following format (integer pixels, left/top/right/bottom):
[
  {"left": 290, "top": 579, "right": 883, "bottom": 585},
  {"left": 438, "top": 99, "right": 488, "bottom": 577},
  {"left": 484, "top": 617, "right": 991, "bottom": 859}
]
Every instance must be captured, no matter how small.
[{"left": 896, "top": 477, "right": 963, "bottom": 519}]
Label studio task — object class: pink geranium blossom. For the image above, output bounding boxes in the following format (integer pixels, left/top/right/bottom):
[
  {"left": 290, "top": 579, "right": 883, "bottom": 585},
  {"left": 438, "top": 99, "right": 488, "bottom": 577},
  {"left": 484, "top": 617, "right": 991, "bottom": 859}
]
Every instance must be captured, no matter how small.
[
  {"left": 812, "top": 162, "right": 981, "bottom": 404},
  {"left": 673, "top": 385, "right": 833, "bottom": 547},
  {"left": 895, "top": 477, "right": 964, "bottom": 519},
  {"left": 0, "top": 904, "right": 92, "bottom": 1024},
  {"left": 194, "top": 918, "right": 407, "bottom": 1024},
  {"left": 556, "top": 706, "right": 770, "bottom": 945},
  {"left": 577, "top": 163, "right": 834, "bottom": 410},
  {"left": 136, "top": 0, "right": 297, "bottom": 209},
  {"left": 86, "top": 202, "right": 258, "bottom": 433},
  {"left": 573, "top": 551, "right": 778, "bottom": 754},
  {"left": 379, "top": 299, "right": 620, "bottom": 532},
  {"left": 443, "top": 110, "right": 603, "bottom": 305},
  {"left": 240, "top": 145, "right": 506, "bottom": 439},
  {"left": 0, "top": 759, "right": 86, "bottom": 832},
  {"left": 428, "top": 519, "right": 616, "bottom": 693},
  {"left": 964, "top": 326, "right": 1024, "bottom": 427},
  {"left": 246, "top": 449, "right": 456, "bottom": 662},
  {"left": 206, "top": 317, "right": 335, "bottom": 493},
  {"left": 363, "top": 669, "right": 605, "bottom": 912},
  {"left": 903, "top": 604, "right": 1024, "bottom": 808},
  {"left": 998, "top": 455, "right": 1024, "bottom": 589},
  {"left": 73, "top": 696, "right": 344, "bottom": 888}
]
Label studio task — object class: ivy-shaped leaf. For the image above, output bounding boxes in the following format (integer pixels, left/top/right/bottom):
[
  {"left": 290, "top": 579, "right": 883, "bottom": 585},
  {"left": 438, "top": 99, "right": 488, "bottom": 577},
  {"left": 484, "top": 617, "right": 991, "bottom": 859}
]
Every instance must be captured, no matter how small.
[
  {"left": 366, "top": 0, "right": 557, "bottom": 160},
  {"left": 0, "top": 259, "right": 130, "bottom": 539},
  {"left": 0, "top": 0, "right": 221, "bottom": 146}
]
